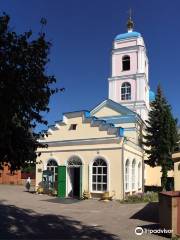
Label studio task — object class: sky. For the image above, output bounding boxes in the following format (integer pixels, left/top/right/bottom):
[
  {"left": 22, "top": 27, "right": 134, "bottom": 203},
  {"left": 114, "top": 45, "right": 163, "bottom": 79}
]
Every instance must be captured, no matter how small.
[{"left": 1, "top": 0, "right": 180, "bottom": 130}]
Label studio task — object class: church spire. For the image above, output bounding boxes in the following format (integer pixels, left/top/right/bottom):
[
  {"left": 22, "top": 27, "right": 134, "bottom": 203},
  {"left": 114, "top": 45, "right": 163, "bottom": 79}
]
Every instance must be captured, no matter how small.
[{"left": 126, "top": 9, "right": 134, "bottom": 32}]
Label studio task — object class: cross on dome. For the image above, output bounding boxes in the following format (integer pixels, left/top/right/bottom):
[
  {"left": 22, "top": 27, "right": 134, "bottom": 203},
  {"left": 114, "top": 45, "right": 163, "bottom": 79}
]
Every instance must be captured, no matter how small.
[{"left": 127, "top": 8, "right": 134, "bottom": 32}]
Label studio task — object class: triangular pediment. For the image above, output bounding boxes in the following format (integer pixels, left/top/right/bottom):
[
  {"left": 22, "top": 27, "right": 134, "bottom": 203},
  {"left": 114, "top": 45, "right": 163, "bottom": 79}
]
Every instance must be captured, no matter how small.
[{"left": 90, "top": 99, "right": 135, "bottom": 118}]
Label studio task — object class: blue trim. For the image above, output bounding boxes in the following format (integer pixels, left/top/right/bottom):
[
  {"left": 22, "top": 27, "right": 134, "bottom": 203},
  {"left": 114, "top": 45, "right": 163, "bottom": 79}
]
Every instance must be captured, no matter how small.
[
  {"left": 101, "top": 118, "right": 136, "bottom": 124},
  {"left": 115, "top": 31, "right": 141, "bottom": 41},
  {"left": 118, "top": 127, "right": 124, "bottom": 137},
  {"left": 99, "top": 115, "right": 137, "bottom": 124},
  {"left": 101, "top": 115, "right": 136, "bottom": 120},
  {"left": 84, "top": 111, "right": 91, "bottom": 118}
]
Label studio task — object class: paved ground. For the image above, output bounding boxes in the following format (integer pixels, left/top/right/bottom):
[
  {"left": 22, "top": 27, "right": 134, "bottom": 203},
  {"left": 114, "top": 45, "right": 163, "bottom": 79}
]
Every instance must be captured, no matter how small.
[{"left": 0, "top": 185, "right": 170, "bottom": 240}]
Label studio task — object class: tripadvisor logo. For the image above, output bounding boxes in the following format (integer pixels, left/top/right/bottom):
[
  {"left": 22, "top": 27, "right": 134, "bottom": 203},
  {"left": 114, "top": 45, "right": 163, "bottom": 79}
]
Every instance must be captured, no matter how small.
[
  {"left": 135, "top": 226, "right": 173, "bottom": 235},
  {"left": 135, "top": 227, "right": 143, "bottom": 236}
]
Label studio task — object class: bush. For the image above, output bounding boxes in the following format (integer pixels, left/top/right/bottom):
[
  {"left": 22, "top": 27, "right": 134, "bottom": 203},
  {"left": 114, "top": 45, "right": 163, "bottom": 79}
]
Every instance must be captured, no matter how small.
[{"left": 120, "top": 192, "right": 158, "bottom": 204}]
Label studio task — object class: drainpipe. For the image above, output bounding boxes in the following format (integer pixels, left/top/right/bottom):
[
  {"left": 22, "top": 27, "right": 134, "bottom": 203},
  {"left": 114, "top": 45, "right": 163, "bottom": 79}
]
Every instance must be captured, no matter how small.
[{"left": 122, "top": 137, "right": 126, "bottom": 200}]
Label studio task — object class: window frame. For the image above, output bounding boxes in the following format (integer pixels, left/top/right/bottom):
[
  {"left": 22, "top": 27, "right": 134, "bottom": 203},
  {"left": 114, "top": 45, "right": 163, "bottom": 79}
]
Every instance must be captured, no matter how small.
[
  {"left": 122, "top": 55, "right": 130, "bottom": 71},
  {"left": 132, "top": 159, "right": 136, "bottom": 191},
  {"left": 138, "top": 162, "right": 141, "bottom": 189},
  {"left": 121, "top": 82, "right": 131, "bottom": 100},
  {"left": 91, "top": 158, "right": 108, "bottom": 193},
  {"left": 69, "top": 124, "right": 77, "bottom": 130},
  {"left": 125, "top": 159, "right": 130, "bottom": 192},
  {"left": 47, "top": 159, "right": 58, "bottom": 182}
]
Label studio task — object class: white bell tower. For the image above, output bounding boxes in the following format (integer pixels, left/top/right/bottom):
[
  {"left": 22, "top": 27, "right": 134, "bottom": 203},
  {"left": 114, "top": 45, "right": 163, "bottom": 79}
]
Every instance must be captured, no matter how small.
[{"left": 108, "top": 15, "right": 150, "bottom": 122}]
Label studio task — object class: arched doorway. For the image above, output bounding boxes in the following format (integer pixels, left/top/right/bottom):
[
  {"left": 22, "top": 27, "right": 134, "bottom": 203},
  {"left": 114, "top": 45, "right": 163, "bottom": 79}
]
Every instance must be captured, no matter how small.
[{"left": 67, "top": 156, "right": 82, "bottom": 198}]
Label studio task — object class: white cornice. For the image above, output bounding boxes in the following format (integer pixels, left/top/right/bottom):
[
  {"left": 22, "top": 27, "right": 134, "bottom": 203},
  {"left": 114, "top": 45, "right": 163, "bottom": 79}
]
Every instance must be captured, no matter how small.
[
  {"left": 122, "top": 101, "right": 149, "bottom": 110},
  {"left": 37, "top": 146, "right": 123, "bottom": 153},
  {"left": 108, "top": 73, "right": 147, "bottom": 81},
  {"left": 37, "top": 146, "right": 143, "bottom": 157},
  {"left": 39, "top": 136, "right": 122, "bottom": 148},
  {"left": 114, "top": 38, "right": 139, "bottom": 44},
  {"left": 121, "top": 100, "right": 148, "bottom": 105},
  {"left": 112, "top": 45, "right": 145, "bottom": 54}
]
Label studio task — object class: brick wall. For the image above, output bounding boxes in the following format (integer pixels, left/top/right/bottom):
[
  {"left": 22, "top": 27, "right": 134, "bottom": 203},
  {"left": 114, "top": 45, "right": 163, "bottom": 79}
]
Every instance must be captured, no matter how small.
[{"left": 0, "top": 165, "right": 35, "bottom": 185}]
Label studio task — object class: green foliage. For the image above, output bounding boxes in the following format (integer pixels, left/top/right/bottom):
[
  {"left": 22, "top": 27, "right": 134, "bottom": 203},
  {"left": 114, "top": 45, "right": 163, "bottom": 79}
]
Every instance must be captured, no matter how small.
[
  {"left": 0, "top": 13, "right": 64, "bottom": 171},
  {"left": 143, "top": 85, "right": 179, "bottom": 190},
  {"left": 21, "top": 164, "right": 35, "bottom": 173},
  {"left": 120, "top": 192, "right": 158, "bottom": 204}
]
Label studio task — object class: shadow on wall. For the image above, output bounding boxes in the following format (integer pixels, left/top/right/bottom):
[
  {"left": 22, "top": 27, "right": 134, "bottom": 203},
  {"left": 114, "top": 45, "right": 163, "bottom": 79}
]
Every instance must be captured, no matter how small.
[{"left": 0, "top": 200, "right": 119, "bottom": 240}]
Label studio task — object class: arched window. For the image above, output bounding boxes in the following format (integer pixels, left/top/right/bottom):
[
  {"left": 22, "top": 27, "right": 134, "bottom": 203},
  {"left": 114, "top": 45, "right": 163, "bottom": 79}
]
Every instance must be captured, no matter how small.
[
  {"left": 125, "top": 159, "right": 130, "bottom": 191},
  {"left": 47, "top": 159, "right": 58, "bottom": 182},
  {"left": 132, "top": 159, "right": 136, "bottom": 190},
  {"left": 122, "top": 55, "right": 130, "bottom": 71},
  {"left": 121, "top": 82, "right": 131, "bottom": 100},
  {"left": 92, "top": 158, "right": 107, "bottom": 192},
  {"left": 138, "top": 162, "right": 141, "bottom": 188}
]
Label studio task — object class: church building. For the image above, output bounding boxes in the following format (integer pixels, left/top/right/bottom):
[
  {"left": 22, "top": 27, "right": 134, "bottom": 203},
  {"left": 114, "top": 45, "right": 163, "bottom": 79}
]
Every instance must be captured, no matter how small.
[{"left": 36, "top": 16, "right": 155, "bottom": 200}]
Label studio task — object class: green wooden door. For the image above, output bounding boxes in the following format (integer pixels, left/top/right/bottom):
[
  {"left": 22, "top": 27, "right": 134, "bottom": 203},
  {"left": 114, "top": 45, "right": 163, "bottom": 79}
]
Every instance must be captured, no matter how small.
[
  {"left": 58, "top": 166, "right": 66, "bottom": 198},
  {"left": 79, "top": 166, "right": 82, "bottom": 198}
]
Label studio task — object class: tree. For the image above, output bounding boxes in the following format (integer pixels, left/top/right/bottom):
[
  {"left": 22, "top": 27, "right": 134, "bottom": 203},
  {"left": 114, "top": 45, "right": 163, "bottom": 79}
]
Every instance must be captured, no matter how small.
[
  {"left": 0, "top": 13, "right": 64, "bottom": 171},
  {"left": 143, "top": 85, "right": 179, "bottom": 190}
]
